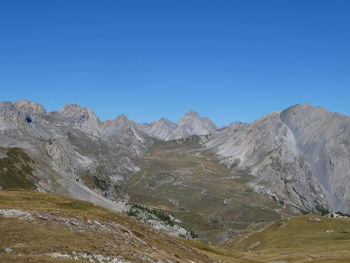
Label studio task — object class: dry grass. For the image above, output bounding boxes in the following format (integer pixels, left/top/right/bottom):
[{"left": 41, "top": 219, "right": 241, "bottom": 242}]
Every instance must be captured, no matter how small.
[
  {"left": 225, "top": 215, "right": 350, "bottom": 262},
  {"left": 0, "top": 190, "right": 213, "bottom": 263},
  {"left": 0, "top": 148, "right": 36, "bottom": 190},
  {"left": 124, "top": 141, "right": 284, "bottom": 244}
]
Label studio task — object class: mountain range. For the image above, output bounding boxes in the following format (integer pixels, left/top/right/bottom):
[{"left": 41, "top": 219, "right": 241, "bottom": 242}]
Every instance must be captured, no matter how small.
[{"left": 1, "top": 99, "right": 350, "bottom": 243}]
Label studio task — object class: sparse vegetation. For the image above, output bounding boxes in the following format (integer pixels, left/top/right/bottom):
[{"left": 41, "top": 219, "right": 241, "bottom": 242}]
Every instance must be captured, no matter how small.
[
  {"left": 127, "top": 203, "right": 174, "bottom": 226},
  {"left": 224, "top": 215, "right": 350, "bottom": 262},
  {"left": 336, "top": 211, "right": 350, "bottom": 217},
  {"left": 0, "top": 190, "right": 213, "bottom": 263},
  {"left": 315, "top": 204, "right": 330, "bottom": 216},
  {"left": 0, "top": 148, "right": 37, "bottom": 190},
  {"left": 124, "top": 142, "right": 285, "bottom": 244}
]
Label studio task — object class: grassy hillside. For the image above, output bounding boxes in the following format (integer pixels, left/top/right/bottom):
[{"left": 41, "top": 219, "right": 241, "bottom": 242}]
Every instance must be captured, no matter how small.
[
  {"left": 224, "top": 215, "right": 350, "bottom": 262},
  {"left": 0, "top": 148, "right": 37, "bottom": 190},
  {"left": 0, "top": 190, "right": 214, "bottom": 263},
  {"left": 1, "top": 191, "right": 350, "bottom": 262}
]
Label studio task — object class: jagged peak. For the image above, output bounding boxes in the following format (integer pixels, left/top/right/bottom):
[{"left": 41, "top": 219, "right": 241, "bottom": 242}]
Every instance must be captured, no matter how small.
[
  {"left": 158, "top": 117, "right": 171, "bottom": 122},
  {"left": 155, "top": 117, "right": 176, "bottom": 125},
  {"left": 180, "top": 110, "right": 217, "bottom": 126},
  {"left": 113, "top": 114, "right": 136, "bottom": 127},
  {"left": 57, "top": 103, "right": 100, "bottom": 123},
  {"left": 178, "top": 110, "right": 217, "bottom": 129},
  {"left": 59, "top": 103, "right": 89, "bottom": 113},
  {"left": 14, "top": 99, "right": 30, "bottom": 107},
  {"left": 115, "top": 114, "right": 131, "bottom": 122},
  {"left": 101, "top": 114, "right": 138, "bottom": 137},
  {"left": 183, "top": 110, "right": 200, "bottom": 118},
  {"left": 14, "top": 99, "right": 47, "bottom": 115},
  {"left": 284, "top": 102, "right": 324, "bottom": 112}
]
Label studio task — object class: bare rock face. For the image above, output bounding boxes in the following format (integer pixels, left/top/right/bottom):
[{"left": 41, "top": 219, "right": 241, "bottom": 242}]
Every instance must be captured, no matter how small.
[
  {"left": 14, "top": 99, "right": 47, "bottom": 115},
  {"left": 51, "top": 104, "right": 101, "bottom": 136},
  {"left": 280, "top": 104, "right": 350, "bottom": 213},
  {"left": 174, "top": 110, "right": 217, "bottom": 139},
  {"left": 138, "top": 110, "right": 217, "bottom": 140},
  {"left": 138, "top": 118, "right": 177, "bottom": 140},
  {"left": 101, "top": 115, "right": 138, "bottom": 137},
  {"left": 0, "top": 100, "right": 152, "bottom": 211},
  {"left": 205, "top": 104, "right": 350, "bottom": 214}
]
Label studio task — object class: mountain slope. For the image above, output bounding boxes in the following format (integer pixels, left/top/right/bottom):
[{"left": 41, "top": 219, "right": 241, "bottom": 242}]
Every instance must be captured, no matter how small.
[
  {"left": 0, "top": 100, "right": 151, "bottom": 212},
  {"left": 0, "top": 190, "right": 213, "bottom": 263},
  {"left": 280, "top": 103, "right": 350, "bottom": 213},
  {"left": 205, "top": 103, "right": 350, "bottom": 214},
  {"left": 224, "top": 214, "right": 350, "bottom": 262}
]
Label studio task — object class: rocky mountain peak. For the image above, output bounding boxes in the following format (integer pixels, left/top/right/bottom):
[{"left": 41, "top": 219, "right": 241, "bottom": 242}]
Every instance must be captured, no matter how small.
[
  {"left": 158, "top": 117, "right": 172, "bottom": 123},
  {"left": 115, "top": 114, "right": 135, "bottom": 127},
  {"left": 59, "top": 103, "right": 89, "bottom": 115},
  {"left": 57, "top": 103, "right": 100, "bottom": 124},
  {"left": 155, "top": 118, "right": 177, "bottom": 127},
  {"left": 100, "top": 114, "right": 137, "bottom": 137},
  {"left": 138, "top": 110, "right": 217, "bottom": 140},
  {"left": 14, "top": 99, "right": 47, "bottom": 115},
  {"left": 137, "top": 118, "right": 177, "bottom": 140},
  {"left": 50, "top": 103, "right": 101, "bottom": 136},
  {"left": 183, "top": 110, "right": 200, "bottom": 118},
  {"left": 177, "top": 110, "right": 217, "bottom": 135}
]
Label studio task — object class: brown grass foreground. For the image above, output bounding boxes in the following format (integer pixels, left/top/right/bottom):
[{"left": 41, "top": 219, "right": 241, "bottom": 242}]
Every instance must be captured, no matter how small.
[
  {"left": 1, "top": 190, "right": 350, "bottom": 263},
  {"left": 0, "top": 190, "right": 215, "bottom": 263}
]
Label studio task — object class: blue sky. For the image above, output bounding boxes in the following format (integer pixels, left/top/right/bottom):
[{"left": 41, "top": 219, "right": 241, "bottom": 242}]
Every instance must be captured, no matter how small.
[{"left": 1, "top": 0, "right": 350, "bottom": 127}]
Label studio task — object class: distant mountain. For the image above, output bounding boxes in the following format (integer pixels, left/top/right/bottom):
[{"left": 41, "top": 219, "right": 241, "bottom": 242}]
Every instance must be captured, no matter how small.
[
  {"left": 48, "top": 103, "right": 217, "bottom": 140},
  {"left": 51, "top": 103, "right": 101, "bottom": 136},
  {"left": 0, "top": 99, "right": 151, "bottom": 211},
  {"left": 0, "top": 100, "right": 217, "bottom": 211},
  {"left": 205, "top": 103, "right": 350, "bottom": 214},
  {"left": 138, "top": 118, "right": 177, "bottom": 140},
  {"left": 138, "top": 110, "right": 218, "bottom": 140}
]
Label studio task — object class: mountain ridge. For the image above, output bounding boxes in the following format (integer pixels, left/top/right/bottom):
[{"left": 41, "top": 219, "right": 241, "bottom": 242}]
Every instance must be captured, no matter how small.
[{"left": 5, "top": 99, "right": 218, "bottom": 140}]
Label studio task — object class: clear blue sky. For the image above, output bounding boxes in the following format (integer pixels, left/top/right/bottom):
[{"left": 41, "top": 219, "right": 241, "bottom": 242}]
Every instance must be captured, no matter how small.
[{"left": 1, "top": 0, "right": 350, "bottom": 126}]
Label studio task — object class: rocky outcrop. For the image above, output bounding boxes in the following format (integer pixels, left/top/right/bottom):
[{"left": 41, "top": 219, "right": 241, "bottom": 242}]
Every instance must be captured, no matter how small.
[{"left": 52, "top": 103, "right": 101, "bottom": 136}]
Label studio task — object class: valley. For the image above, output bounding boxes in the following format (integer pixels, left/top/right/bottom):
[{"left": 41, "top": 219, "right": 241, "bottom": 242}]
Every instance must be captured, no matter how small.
[{"left": 123, "top": 137, "right": 291, "bottom": 244}]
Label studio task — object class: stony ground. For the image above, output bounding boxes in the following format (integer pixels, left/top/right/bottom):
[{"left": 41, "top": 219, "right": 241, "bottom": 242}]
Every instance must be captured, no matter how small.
[{"left": 0, "top": 190, "right": 213, "bottom": 263}]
